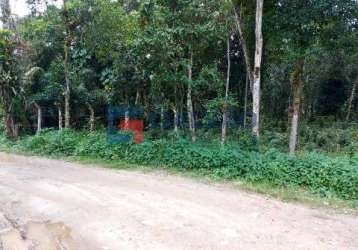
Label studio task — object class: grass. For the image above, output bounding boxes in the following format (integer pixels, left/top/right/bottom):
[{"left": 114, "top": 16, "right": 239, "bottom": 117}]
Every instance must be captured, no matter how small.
[{"left": 62, "top": 155, "right": 358, "bottom": 214}]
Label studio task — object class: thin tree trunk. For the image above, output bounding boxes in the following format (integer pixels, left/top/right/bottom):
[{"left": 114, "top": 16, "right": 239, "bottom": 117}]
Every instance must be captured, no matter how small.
[
  {"left": 173, "top": 106, "right": 179, "bottom": 135},
  {"left": 232, "top": 1, "right": 254, "bottom": 90},
  {"left": 289, "top": 61, "right": 304, "bottom": 155},
  {"left": 173, "top": 86, "right": 179, "bottom": 135},
  {"left": 222, "top": 37, "right": 231, "bottom": 146},
  {"left": 288, "top": 83, "right": 293, "bottom": 126},
  {"left": 187, "top": 51, "right": 196, "bottom": 142},
  {"left": 135, "top": 88, "right": 140, "bottom": 105},
  {"left": 2, "top": 93, "right": 14, "bottom": 138},
  {"left": 34, "top": 102, "right": 42, "bottom": 134},
  {"left": 14, "top": 123, "right": 20, "bottom": 138},
  {"left": 252, "top": 0, "right": 264, "bottom": 138},
  {"left": 4, "top": 112, "right": 15, "bottom": 138},
  {"left": 64, "top": 41, "right": 71, "bottom": 128},
  {"left": 143, "top": 90, "right": 149, "bottom": 121},
  {"left": 346, "top": 78, "right": 357, "bottom": 122},
  {"left": 179, "top": 86, "right": 184, "bottom": 129},
  {"left": 63, "top": 0, "right": 71, "bottom": 128},
  {"left": 160, "top": 93, "right": 165, "bottom": 134},
  {"left": 57, "top": 105, "right": 63, "bottom": 130},
  {"left": 124, "top": 91, "right": 129, "bottom": 105},
  {"left": 87, "top": 102, "right": 95, "bottom": 132},
  {"left": 243, "top": 74, "right": 249, "bottom": 128}
]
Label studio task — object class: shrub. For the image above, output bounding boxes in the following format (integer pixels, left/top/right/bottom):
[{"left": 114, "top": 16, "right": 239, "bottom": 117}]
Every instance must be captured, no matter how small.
[
  {"left": 1, "top": 129, "right": 357, "bottom": 200},
  {"left": 259, "top": 123, "right": 358, "bottom": 154}
]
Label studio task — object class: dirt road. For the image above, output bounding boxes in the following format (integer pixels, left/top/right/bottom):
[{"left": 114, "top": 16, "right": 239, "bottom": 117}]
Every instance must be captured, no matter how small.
[{"left": 0, "top": 152, "right": 357, "bottom": 250}]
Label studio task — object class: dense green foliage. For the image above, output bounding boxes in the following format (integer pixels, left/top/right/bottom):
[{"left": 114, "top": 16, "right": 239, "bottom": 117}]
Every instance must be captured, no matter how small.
[
  {"left": 1, "top": 129, "right": 357, "bottom": 200},
  {"left": 1, "top": 0, "right": 356, "bottom": 141},
  {"left": 260, "top": 122, "right": 358, "bottom": 154}
]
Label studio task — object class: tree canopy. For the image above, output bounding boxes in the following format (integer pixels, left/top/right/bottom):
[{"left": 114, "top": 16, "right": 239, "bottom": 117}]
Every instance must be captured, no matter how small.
[{"left": 0, "top": 0, "right": 357, "bottom": 153}]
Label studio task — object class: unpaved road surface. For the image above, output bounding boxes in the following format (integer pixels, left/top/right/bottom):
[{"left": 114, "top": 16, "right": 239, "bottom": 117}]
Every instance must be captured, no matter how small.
[{"left": 0, "top": 153, "right": 357, "bottom": 250}]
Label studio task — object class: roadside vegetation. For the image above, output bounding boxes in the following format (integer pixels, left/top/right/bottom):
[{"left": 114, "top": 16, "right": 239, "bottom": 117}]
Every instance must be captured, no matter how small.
[
  {"left": 0, "top": 0, "right": 357, "bottom": 209},
  {"left": 1, "top": 127, "right": 357, "bottom": 208}
]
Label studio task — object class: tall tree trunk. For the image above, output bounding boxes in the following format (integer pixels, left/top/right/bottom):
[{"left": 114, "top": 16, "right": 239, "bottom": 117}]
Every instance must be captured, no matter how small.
[
  {"left": 63, "top": 0, "right": 71, "bottom": 128},
  {"left": 173, "top": 86, "right": 179, "bottom": 135},
  {"left": 64, "top": 40, "right": 71, "bottom": 128},
  {"left": 288, "top": 83, "right": 293, "bottom": 126},
  {"left": 222, "top": 37, "right": 231, "bottom": 146},
  {"left": 160, "top": 92, "right": 165, "bottom": 134},
  {"left": 346, "top": 77, "right": 357, "bottom": 122},
  {"left": 243, "top": 74, "right": 249, "bottom": 128},
  {"left": 135, "top": 88, "right": 140, "bottom": 105},
  {"left": 143, "top": 91, "right": 149, "bottom": 121},
  {"left": 173, "top": 106, "right": 179, "bottom": 135},
  {"left": 124, "top": 91, "right": 129, "bottom": 105},
  {"left": 4, "top": 112, "right": 15, "bottom": 138},
  {"left": 179, "top": 86, "right": 184, "bottom": 129},
  {"left": 14, "top": 123, "right": 20, "bottom": 138},
  {"left": 1, "top": 92, "right": 14, "bottom": 138},
  {"left": 34, "top": 102, "right": 42, "bottom": 134},
  {"left": 289, "top": 61, "right": 304, "bottom": 155},
  {"left": 252, "top": 0, "right": 264, "bottom": 138},
  {"left": 87, "top": 102, "right": 95, "bottom": 132},
  {"left": 232, "top": 1, "right": 254, "bottom": 90},
  {"left": 57, "top": 105, "right": 63, "bottom": 130},
  {"left": 187, "top": 51, "right": 196, "bottom": 142}
]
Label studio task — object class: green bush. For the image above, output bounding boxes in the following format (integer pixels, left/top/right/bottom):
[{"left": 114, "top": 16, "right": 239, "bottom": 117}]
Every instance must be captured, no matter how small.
[
  {"left": 12, "top": 129, "right": 85, "bottom": 156},
  {"left": 260, "top": 123, "right": 358, "bottom": 154},
  {"left": 1, "top": 129, "right": 357, "bottom": 200}
]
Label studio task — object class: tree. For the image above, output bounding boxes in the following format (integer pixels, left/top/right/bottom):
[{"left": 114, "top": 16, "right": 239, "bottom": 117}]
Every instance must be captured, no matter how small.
[
  {"left": 72, "top": 48, "right": 107, "bottom": 132},
  {"left": 288, "top": 60, "right": 303, "bottom": 154},
  {"left": 42, "top": 60, "right": 66, "bottom": 131},
  {"left": 252, "top": 0, "right": 264, "bottom": 138},
  {"left": 231, "top": 1, "right": 254, "bottom": 90},
  {"left": 231, "top": 0, "right": 264, "bottom": 137},
  {"left": 343, "top": 37, "right": 358, "bottom": 122},
  {"left": 23, "top": 66, "right": 44, "bottom": 133},
  {"left": 264, "top": 0, "right": 357, "bottom": 154},
  {"left": 173, "top": 0, "right": 228, "bottom": 142},
  {"left": 346, "top": 79, "right": 357, "bottom": 122},
  {"left": 221, "top": 36, "right": 231, "bottom": 145},
  {"left": 1, "top": 0, "right": 356, "bottom": 149},
  {"left": 0, "top": 30, "right": 22, "bottom": 138},
  {"left": 20, "top": 3, "right": 67, "bottom": 131},
  {"left": 62, "top": 0, "right": 72, "bottom": 128},
  {"left": 0, "top": 1, "right": 17, "bottom": 138}
]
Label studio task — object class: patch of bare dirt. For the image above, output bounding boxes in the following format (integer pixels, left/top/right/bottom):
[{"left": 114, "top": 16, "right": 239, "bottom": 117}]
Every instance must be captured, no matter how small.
[{"left": 0, "top": 220, "right": 75, "bottom": 250}]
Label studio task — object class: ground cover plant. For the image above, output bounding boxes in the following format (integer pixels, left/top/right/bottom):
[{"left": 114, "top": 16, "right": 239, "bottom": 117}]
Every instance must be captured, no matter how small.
[{"left": 1, "top": 129, "right": 357, "bottom": 201}]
